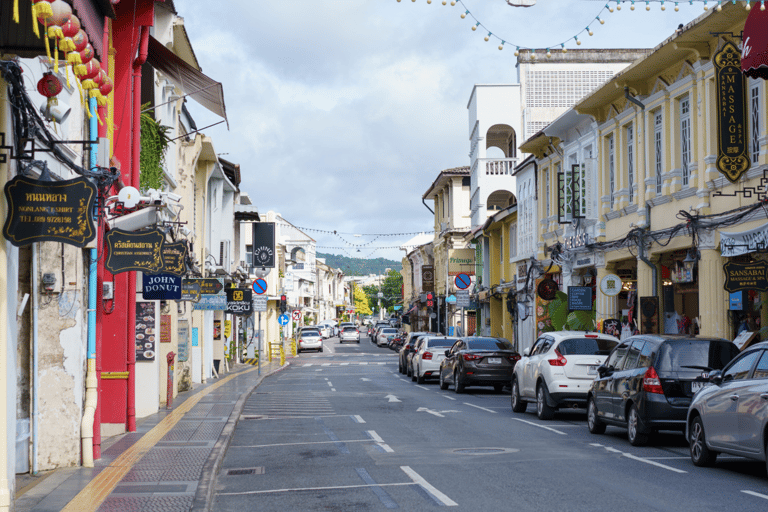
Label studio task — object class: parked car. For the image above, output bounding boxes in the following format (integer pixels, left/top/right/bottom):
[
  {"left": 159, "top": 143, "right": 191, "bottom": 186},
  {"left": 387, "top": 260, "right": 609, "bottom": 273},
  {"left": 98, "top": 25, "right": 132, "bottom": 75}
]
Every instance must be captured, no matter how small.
[
  {"left": 398, "top": 332, "right": 431, "bottom": 374},
  {"left": 587, "top": 334, "right": 739, "bottom": 446},
  {"left": 297, "top": 328, "right": 323, "bottom": 353},
  {"left": 339, "top": 326, "right": 361, "bottom": 344},
  {"left": 511, "top": 331, "right": 620, "bottom": 419},
  {"left": 439, "top": 336, "right": 521, "bottom": 393},
  {"left": 686, "top": 340, "right": 768, "bottom": 472},
  {"left": 317, "top": 325, "right": 331, "bottom": 339},
  {"left": 376, "top": 327, "right": 398, "bottom": 347},
  {"left": 411, "top": 336, "right": 459, "bottom": 384},
  {"left": 406, "top": 335, "right": 435, "bottom": 377}
]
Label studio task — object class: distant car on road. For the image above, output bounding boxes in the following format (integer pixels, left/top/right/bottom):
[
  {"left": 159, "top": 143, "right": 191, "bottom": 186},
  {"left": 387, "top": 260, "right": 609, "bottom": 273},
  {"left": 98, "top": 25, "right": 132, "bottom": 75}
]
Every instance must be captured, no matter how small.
[
  {"left": 339, "top": 326, "right": 360, "bottom": 344},
  {"left": 410, "top": 336, "right": 458, "bottom": 384},
  {"left": 376, "top": 327, "right": 398, "bottom": 347},
  {"left": 296, "top": 328, "right": 323, "bottom": 353}
]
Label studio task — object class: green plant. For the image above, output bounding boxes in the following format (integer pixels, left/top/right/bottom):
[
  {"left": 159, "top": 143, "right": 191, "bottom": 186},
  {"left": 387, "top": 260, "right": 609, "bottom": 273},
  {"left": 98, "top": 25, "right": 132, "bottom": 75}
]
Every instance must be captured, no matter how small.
[{"left": 139, "top": 103, "right": 171, "bottom": 191}]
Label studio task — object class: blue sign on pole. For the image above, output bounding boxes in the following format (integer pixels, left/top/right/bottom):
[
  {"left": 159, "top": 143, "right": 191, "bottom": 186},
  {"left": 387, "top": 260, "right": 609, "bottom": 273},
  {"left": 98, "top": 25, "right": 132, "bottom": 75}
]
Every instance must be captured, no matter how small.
[
  {"left": 455, "top": 273, "right": 471, "bottom": 290},
  {"left": 278, "top": 314, "right": 289, "bottom": 326},
  {"left": 252, "top": 278, "right": 268, "bottom": 295}
]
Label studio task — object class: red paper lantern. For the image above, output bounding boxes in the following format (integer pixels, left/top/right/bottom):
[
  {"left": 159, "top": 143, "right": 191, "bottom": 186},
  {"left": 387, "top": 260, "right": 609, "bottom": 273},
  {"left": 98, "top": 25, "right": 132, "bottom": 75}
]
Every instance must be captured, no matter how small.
[
  {"left": 74, "top": 43, "right": 94, "bottom": 76},
  {"left": 60, "top": 14, "right": 80, "bottom": 38},
  {"left": 32, "top": 0, "right": 52, "bottom": 25},
  {"left": 47, "top": 0, "right": 71, "bottom": 26},
  {"left": 37, "top": 71, "right": 62, "bottom": 98},
  {"left": 67, "top": 30, "right": 89, "bottom": 66},
  {"left": 80, "top": 59, "right": 101, "bottom": 90},
  {"left": 99, "top": 75, "right": 113, "bottom": 96}
]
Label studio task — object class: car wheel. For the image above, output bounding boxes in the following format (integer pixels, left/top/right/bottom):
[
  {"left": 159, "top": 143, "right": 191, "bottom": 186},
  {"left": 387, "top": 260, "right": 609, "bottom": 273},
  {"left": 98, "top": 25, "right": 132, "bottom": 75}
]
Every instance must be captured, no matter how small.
[
  {"left": 398, "top": 360, "right": 404, "bottom": 374},
  {"left": 439, "top": 370, "right": 449, "bottom": 390},
  {"left": 454, "top": 370, "right": 465, "bottom": 394},
  {"left": 627, "top": 405, "right": 649, "bottom": 446},
  {"left": 357, "top": 340, "right": 360, "bottom": 343},
  {"left": 511, "top": 378, "right": 527, "bottom": 413},
  {"left": 416, "top": 367, "right": 425, "bottom": 384},
  {"left": 689, "top": 416, "right": 717, "bottom": 467},
  {"left": 319, "top": 347, "right": 323, "bottom": 353},
  {"left": 587, "top": 397, "right": 606, "bottom": 434},
  {"left": 536, "top": 383, "right": 555, "bottom": 420}
]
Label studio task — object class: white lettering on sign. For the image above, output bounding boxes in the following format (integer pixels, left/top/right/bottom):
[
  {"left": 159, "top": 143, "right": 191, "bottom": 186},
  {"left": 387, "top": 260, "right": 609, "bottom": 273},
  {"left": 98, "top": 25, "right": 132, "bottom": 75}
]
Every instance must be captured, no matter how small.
[{"left": 743, "top": 36, "right": 751, "bottom": 59}]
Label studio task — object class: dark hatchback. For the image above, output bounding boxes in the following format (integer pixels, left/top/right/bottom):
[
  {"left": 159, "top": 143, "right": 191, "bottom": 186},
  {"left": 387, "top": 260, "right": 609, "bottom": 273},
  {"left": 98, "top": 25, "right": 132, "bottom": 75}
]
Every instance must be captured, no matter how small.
[
  {"left": 439, "top": 337, "right": 521, "bottom": 393},
  {"left": 587, "top": 335, "right": 739, "bottom": 446},
  {"left": 398, "top": 332, "right": 432, "bottom": 374}
]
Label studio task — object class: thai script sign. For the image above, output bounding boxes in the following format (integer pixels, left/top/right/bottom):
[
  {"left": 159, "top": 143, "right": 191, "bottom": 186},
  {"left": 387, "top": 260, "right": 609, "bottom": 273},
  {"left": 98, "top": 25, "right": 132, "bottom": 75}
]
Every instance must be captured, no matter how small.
[
  {"left": 714, "top": 40, "right": 750, "bottom": 183},
  {"left": 3, "top": 175, "right": 96, "bottom": 247},
  {"left": 422, "top": 265, "right": 434, "bottom": 292},
  {"left": 723, "top": 260, "right": 768, "bottom": 292},
  {"left": 105, "top": 228, "right": 164, "bottom": 274},
  {"left": 226, "top": 287, "right": 253, "bottom": 315},
  {"left": 160, "top": 242, "right": 187, "bottom": 276},
  {"left": 180, "top": 279, "right": 201, "bottom": 302}
]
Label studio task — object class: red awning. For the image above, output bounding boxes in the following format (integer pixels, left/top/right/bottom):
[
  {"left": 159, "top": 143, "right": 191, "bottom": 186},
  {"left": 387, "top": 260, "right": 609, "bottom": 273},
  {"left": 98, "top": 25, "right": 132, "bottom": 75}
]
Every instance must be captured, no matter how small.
[{"left": 742, "top": 8, "right": 768, "bottom": 80}]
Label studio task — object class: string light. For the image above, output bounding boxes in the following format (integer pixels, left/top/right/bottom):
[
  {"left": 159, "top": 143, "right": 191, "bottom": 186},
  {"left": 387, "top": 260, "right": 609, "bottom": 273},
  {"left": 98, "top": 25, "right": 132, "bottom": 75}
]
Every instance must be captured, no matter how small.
[
  {"left": 716, "top": 1, "right": 722, "bottom": 10},
  {"left": 597, "top": 16, "right": 605, "bottom": 24},
  {"left": 762, "top": 0, "right": 766, "bottom": 10},
  {"left": 616, "top": 0, "right": 622, "bottom": 10},
  {"left": 587, "top": 26, "right": 594, "bottom": 36},
  {"left": 630, "top": 1, "right": 636, "bottom": 10},
  {"left": 745, "top": 1, "right": 751, "bottom": 10},
  {"left": 703, "top": 1, "right": 708, "bottom": 9},
  {"left": 472, "top": 21, "right": 480, "bottom": 31},
  {"left": 485, "top": 32, "right": 491, "bottom": 41},
  {"left": 607, "top": 2, "right": 614, "bottom": 12},
  {"left": 675, "top": 2, "right": 680, "bottom": 10},
  {"left": 575, "top": 35, "right": 582, "bottom": 45},
  {"left": 646, "top": 1, "right": 651, "bottom": 9},
  {"left": 661, "top": 1, "right": 666, "bottom": 10},
  {"left": 546, "top": 48, "right": 552, "bottom": 58},
  {"left": 561, "top": 43, "right": 567, "bottom": 53},
  {"left": 514, "top": 46, "right": 520, "bottom": 56}
]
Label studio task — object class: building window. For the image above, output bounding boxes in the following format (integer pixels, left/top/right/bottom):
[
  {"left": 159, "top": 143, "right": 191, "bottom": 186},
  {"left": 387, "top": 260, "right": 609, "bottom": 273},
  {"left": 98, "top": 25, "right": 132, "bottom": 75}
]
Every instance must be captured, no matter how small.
[
  {"left": 751, "top": 81, "right": 760, "bottom": 165},
  {"left": 654, "top": 111, "right": 663, "bottom": 194},
  {"left": 509, "top": 224, "right": 517, "bottom": 260},
  {"left": 626, "top": 124, "right": 634, "bottom": 203},
  {"left": 245, "top": 245, "right": 253, "bottom": 267},
  {"left": 608, "top": 135, "right": 615, "bottom": 209},
  {"left": 680, "top": 96, "right": 691, "bottom": 187},
  {"left": 544, "top": 168, "right": 550, "bottom": 219}
]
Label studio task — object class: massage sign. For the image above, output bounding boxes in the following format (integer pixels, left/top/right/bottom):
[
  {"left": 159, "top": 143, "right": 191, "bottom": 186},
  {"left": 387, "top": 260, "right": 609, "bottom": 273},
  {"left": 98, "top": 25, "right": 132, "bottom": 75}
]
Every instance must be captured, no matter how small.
[
  {"left": 105, "top": 228, "right": 165, "bottom": 274},
  {"left": 723, "top": 260, "right": 768, "bottom": 293},
  {"left": 3, "top": 175, "right": 97, "bottom": 247},
  {"left": 714, "top": 40, "right": 750, "bottom": 183}
]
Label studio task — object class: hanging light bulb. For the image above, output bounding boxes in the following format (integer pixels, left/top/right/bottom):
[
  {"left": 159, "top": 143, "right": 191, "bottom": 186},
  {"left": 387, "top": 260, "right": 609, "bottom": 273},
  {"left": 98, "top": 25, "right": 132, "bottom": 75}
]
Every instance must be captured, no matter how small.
[
  {"left": 716, "top": 0, "right": 722, "bottom": 9},
  {"left": 617, "top": 0, "right": 622, "bottom": 10},
  {"left": 675, "top": 2, "right": 680, "bottom": 10},
  {"left": 607, "top": 2, "right": 614, "bottom": 12},
  {"left": 575, "top": 35, "right": 582, "bottom": 45},
  {"left": 472, "top": 22, "right": 480, "bottom": 31},
  {"left": 703, "top": 1, "right": 708, "bottom": 9},
  {"left": 499, "top": 41, "right": 505, "bottom": 51},
  {"left": 762, "top": 0, "right": 766, "bottom": 10},
  {"left": 461, "top": 10, "right": 467, "bottom": 18},
  {"left": 451, "top": 0, "right": 456, "bottom": 4},
  {"left": 427, "top": 0, "right": 432, "bottom": 4},
  {"left": 646, "top": 1, "right": 651, "bottom": 10},
  {"left": 746, "top": 1, "right": 752, "bottom": 10},
  {"left": 661, "top": 0, "right": 666, "bottom": 10},
  {"left": 485, "top": 32, "right": 491, "bottom": 42},
  {"left": 531, "top": 51, "right": 537, "bottom": 60},
  {"left": 630, "top": 0, "right": 636, "bottom": 10},
  {"left": 514, "top": 46, "right": 520, "bottom": 56},
  {"left": 442, "top": 0, "right": 447, "bottom": 4},
  {"left": 546, "top": 48, "right": 552, "bottom": 58},
  {"left": 561, "top": 43, "right": 567, "bottom": 53},
  {"left": 598, "top": 16, "right": 605, "bottom": 24}
]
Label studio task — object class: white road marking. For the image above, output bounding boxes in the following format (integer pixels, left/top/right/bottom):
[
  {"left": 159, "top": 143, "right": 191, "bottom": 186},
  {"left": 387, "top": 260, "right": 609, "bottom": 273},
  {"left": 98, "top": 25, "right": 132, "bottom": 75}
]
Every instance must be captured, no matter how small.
[
  {"left": 512, "top": 418, "right": 568, "bottom": 435},
  {"left": 322, "top": 363, "right": 331, "bottom": 367},
  {"left": 331, "top": 388, "right": 336, "bottom": 392},
  {"left": 340, "top": 362, "right": 349, "bottom": 366},
  {"left": 463, "top": 403, "right": 497, "bottom": 414},
  {"left": 443, "top": 396, "right": 457, "bottom": 400},
  {"left": 302, "top": 363, "right": 313, "bottom": 367},
  {"left": 324, "top": 378, "right": 328, "bottom": 380},
  {"left": 378, "top": 362, "right": 386, "bottom": 365},
  {"left": 233, "top": 439, "right": 374, "bottom": 448},
  {"left": 590, "top": 443, "right": 687, "bottom": 473},
  {"left": 742, "top": 490, "right": 768, "bottom": 500},
  {"left": 360, "top": 378, "right": 371, "bottom": 381},
  {"left": 219, "top": 482, "right": 417, "bottom": 496},
  {"left": 385, "top": 394, "right": 401, "bottom": 403},
  {"left": 400, "top": 466, "right": 458, "bottom": 507},
  {"left": 416, "top": 385, "right": 430, "bottom": 390},
  {"left": 327, "top": 381, "right": 333, "bottom": 387},
  {"left": 417, "top": 407, "right": 459, "bottom": 418},
  {"left": 359, "top": 362, "right": 368, "bottom": 365},
  {"left": 366, "top": 430, "right": 394, "bottom": 453},
  {"left": 315, "top": 369, "right": 323, "bottom": 371},
  {"left": 351, "top": 415, "right": 366, "bottom": 423}
]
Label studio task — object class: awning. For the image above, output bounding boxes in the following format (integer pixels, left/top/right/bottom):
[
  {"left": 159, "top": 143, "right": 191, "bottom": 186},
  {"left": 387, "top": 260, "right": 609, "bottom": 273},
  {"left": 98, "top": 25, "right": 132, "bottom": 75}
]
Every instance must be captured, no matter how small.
[
  {"left": 146, "top": 36, "right": 228, "bottom": 126},
  {"left": 720, "top": 222, "right": 768, "bottom": 257},
  {"left": 742, "top": 8, "right": 768, "bottom": 80}
]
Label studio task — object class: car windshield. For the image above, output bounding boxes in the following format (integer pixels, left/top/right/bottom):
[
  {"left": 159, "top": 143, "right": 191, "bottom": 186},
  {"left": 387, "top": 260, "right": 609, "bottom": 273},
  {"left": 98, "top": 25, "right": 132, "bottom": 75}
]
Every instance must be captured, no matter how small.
[
  {"left": 656, "top": 339, "right": 739, "bottom": 373},
  {"left": 558, "top": 337, "right": 618, "bottom": 356},
  {"left": 426, "top": 338, "right": 457, "bottom": 348},
  {"left": 301, "top": 330, "right": 320, "bottom": 336},
  {"left": 382, "top": 329, "right": 397, "bottom": 334},
  {"left": 466, "top": 338, "right": 514, "bottom": 350}
]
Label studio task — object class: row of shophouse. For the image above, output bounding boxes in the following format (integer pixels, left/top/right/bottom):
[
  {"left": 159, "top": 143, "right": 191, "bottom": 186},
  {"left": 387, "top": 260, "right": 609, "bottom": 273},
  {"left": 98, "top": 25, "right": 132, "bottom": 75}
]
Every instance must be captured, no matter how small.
[
  {"left": 0, "top": 0, "right": 351, "bottom": 506},
  {"left": 403, "top": 4, "right": 768, "bottom": 362}
]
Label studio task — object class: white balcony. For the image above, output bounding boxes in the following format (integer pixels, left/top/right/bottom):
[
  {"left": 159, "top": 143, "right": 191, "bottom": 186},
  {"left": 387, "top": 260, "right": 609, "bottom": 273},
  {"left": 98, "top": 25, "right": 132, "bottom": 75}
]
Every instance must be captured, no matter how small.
[{"left": 480, "top": 158, "right": 518, "bottom": 176}]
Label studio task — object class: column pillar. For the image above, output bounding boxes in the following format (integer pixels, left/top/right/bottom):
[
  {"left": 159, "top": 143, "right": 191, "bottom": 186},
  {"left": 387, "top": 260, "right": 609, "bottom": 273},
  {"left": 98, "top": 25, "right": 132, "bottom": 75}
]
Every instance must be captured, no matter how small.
[
  {"left": 596, "top": 253, "right": 617, "bottom": 325},
  {"left": 698, "top": 246, "right": 727, "bottom": 338}
]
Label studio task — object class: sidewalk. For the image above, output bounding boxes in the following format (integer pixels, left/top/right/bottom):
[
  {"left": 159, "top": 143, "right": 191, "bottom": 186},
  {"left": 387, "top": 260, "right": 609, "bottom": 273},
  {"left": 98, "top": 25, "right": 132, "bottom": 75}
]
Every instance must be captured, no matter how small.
[{"left": 14, "top": 357, "right": 289, "bottom": 512}]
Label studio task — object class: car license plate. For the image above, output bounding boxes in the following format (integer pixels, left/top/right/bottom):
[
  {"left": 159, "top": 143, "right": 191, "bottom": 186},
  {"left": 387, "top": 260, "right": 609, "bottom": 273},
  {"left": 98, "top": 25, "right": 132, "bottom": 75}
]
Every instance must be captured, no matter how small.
[
  {"left": 488, "top": 357, "right": 501, "bottom": 364},
  {"left": 691, "top": 381, "right": 705, "bottom": 392},
  {"left": 588, "top": 365, "right": 597, "bottom": 375}
]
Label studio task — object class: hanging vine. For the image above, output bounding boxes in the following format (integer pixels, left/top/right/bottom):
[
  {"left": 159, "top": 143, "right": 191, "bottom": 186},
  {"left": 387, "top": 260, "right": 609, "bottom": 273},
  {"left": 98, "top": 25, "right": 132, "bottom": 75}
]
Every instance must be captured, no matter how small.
[{"left": 139, "top": 103, "right": 171, "bottom": 191}]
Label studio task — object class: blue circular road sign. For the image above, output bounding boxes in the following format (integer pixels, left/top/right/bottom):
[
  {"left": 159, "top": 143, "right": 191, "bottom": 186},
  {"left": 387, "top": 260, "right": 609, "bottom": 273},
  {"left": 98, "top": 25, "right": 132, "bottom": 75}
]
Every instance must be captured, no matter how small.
[
  {"left": 278, "top": 314, "right": 289, "bottom": 326},
  {"left": 455, "top": 273, "right": 471, "bottom": 290},
  {"left": 252, "top": 278, "right": 268, "bottom": 295}
]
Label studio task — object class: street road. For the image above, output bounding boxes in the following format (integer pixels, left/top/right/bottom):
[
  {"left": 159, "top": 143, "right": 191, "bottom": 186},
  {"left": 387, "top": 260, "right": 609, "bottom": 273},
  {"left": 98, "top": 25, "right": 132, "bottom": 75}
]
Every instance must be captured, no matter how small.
[{"left": 212, "top": 334, "right": 768, "bottom": 511}]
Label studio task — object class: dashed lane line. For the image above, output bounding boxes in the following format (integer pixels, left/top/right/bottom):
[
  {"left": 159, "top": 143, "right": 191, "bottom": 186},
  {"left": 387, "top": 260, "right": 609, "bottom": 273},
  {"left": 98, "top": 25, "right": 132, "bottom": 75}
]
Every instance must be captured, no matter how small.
[
  {"left": 463, "top": 403, "right": 497, "bottom": 414},
  {"left": 351, "top": 415, "right": 366, "bottom": 423},
  {"left": 590, "top": 443, "right": 687, "bottom": 473},
  {"left": 232, "top": 439, "right": 375, "bottom": 449},
  {"left": 742, "top": 490, "right": 768, "bottom": 500},
  {"left": 512, "top": 418, "right": 568, "bottom": 435}
]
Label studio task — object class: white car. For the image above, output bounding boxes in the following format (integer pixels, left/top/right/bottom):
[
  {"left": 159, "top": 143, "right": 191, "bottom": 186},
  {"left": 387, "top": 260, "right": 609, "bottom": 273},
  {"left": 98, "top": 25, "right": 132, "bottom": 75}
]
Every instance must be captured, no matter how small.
[
  {"left": 410, "top": 336, "right": 458, "bottom": 384},
  {"left": 297, "top": 328, "right": 323, "bottom": 353},
  {"left": 317, "top": 325, "right": 331, "bottom": 339},
  {"left": 339, "top": 326, "right": 360, "bottom": 344},
  {"left": 376, "top": 328, "right": 398, "bottom": 347},
  {"left": 511, "top": 331, "right": 619, "bottom": 420}
]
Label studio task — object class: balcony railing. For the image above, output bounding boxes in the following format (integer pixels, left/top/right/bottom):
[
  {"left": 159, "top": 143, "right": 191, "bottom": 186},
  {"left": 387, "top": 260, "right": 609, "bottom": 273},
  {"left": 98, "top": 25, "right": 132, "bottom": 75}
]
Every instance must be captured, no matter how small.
[{"left": 480, "top": 158, "right": 518, "bottom": 176}]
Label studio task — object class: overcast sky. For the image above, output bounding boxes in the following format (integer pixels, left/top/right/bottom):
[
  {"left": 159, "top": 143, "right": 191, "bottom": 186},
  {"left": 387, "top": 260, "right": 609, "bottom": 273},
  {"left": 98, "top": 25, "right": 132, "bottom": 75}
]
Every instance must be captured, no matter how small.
[{"left": 178, "top": 0, "right": 708, "bottom": 262}]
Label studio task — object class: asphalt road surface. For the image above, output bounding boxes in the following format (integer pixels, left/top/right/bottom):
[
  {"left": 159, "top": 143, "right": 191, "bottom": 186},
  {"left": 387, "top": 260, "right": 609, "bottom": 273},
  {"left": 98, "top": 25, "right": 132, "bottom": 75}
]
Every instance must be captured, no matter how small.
[{"left": 212, "top": 334, "right": 768, "bottom": 511}]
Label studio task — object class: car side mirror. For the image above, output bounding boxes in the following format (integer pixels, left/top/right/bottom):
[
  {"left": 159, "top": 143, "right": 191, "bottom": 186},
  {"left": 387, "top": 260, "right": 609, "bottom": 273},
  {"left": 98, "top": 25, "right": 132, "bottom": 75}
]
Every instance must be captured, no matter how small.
[
  {"left": 597, "top": 365, "right": 612, "bottom": 378},
  {"left": 445, "top": 350, "right": 451, "bottom": 357},
  {"left": 708, "top": 370, "right": 723, "bottom": 385},
  {"left": 523, "top": 348, "right": 530, "bottom": 357}
]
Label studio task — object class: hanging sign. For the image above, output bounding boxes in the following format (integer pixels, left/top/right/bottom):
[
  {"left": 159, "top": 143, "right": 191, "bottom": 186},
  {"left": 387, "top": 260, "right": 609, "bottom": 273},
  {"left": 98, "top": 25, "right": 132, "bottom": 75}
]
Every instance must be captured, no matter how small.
[
  {"left": 448, "top": 248, "right": 475, "bottom": 276},
  {"left": 186, "top": 278, "right": 223, "bottom": 295},
  {"left": 599, "top": 273, "right": 622, "bottom": 297},
  {"left": 226, "top": 287, "right": 253, "bottom": 315},
  {"left": 135, "top": 301, "right": 156, "bottom": 361},
  {"left": 537, "top": 278, "right": 559, "bottom": 301},
  {"left": 252, "top": 222, "right": 275, "bottom": 268},
  {"left": 159, "top": 242, "right": 187, "bottom": 276},
  {"left": 422, "top": 265, "right": 434, "bottom": 292},
  {"left": 3, "top": 175, "right": 97, "bottom": 247},
  {"left": 714, "top": 40, "right": 750, "bottom": 183},
  {"left": 567, "top": 286, "right": 593, "bottom": 311},
  {"left": 180, "top": 279, "right": 201, "bottom": 302},
  {"left": 720, "top": 222, "right": 768, "bottom": 257},
  {"left": 193, "top": 293, "right": 227, "bottom": 310},
  {"left": 723, "top": 260, "right": 768, "bottom": 292},
  {"left": 142, "top": 273, "right": 182, "bottom": 301},
  {"left": 105, "top": 228, "right": 165, "bottom": 274}
]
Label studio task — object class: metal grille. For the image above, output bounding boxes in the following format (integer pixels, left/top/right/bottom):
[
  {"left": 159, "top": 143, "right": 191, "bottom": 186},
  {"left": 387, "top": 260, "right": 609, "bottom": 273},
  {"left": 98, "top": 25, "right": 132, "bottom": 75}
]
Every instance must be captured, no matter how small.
[
  {"left": 609, "top": 135, "right": 615, "bottom": 209},
  {"left": 752, "top": 82, "right": 760, "bottom": 165},
  {"left": 655, "top": 111, "right": 663, "bottom": 194},
  {"left": 681, "top": 96, "right": 691, "bottom": 187},
  {"left": 627, "top": 124, "right": 634, "bottom": 203}
]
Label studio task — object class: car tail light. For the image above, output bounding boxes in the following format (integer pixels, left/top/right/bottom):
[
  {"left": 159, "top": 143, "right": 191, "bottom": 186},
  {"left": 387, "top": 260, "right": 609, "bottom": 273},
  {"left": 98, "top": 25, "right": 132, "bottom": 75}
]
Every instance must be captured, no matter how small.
[
  {"left": 643, "top": 366, "right": 664, "bottom": 394},
  {"left": 423, "top": 352, "right": 433, "bottom": 360},
  {"left": 547, "top": 349, "right": 567, "bottom": 366},
  {"left": 585, "top": 334, "right": 598, "bottom": 338},
  {"left": 509, "top": 354, "right": 521, "bottom": 362},
  {"left": 462, "top": 353, "right": 482, "bottom": 361}
]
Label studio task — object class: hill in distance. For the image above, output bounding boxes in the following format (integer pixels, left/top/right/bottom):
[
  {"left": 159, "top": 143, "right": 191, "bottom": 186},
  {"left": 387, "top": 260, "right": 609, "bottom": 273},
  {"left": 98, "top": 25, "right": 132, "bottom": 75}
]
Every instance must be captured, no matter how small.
[{"left": 317, "top": 252, "right": 401, "bottom": 276}]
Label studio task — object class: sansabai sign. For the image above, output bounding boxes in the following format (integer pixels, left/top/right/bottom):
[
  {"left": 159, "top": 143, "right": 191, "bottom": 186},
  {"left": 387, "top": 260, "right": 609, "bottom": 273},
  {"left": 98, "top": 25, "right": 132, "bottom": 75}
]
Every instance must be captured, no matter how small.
[
  {"left": 3, "top": 175, "right": 96, "bottom": 247},
  {"left": 723, "top": 260, "right": 768, "bottom": 293},
  {"left": 105, "top": 228, "right": 164, "bottom": 274},
  {"left": 714, "top": 40, "right": 750, "bottom": 183}
]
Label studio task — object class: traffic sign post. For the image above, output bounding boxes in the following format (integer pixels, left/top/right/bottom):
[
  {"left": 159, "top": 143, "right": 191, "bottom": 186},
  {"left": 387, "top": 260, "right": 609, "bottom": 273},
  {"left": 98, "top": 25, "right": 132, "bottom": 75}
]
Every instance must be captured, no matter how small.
[
  {"left": 292, "top": 309, "right": 301, "bottom": 321},
  {"left": 278, "top": 314, "right": 289, "bottom": 326}
]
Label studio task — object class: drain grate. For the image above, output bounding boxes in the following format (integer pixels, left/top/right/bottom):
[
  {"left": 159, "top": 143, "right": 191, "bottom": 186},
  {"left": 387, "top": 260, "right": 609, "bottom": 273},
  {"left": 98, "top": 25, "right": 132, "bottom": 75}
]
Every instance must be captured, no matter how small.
[{"left": 226, "top": 467, "right": 264, "bottom": 476}]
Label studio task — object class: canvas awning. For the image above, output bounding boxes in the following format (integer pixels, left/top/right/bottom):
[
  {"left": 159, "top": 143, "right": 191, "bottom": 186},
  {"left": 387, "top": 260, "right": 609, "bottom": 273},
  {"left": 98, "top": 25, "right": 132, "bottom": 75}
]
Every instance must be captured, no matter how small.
[
  {"left": 742, "top": 8, "right": 768, "bottom": 80},
  {"left": 146, "top": 36, "right": 228, "bottom": 127}
]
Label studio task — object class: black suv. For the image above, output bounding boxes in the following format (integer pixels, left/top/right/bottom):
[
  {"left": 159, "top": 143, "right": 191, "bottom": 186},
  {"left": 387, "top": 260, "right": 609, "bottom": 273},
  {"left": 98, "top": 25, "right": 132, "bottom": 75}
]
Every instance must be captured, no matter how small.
[{"left": 587, "top": 335, "right": 738, "bottom": 446}]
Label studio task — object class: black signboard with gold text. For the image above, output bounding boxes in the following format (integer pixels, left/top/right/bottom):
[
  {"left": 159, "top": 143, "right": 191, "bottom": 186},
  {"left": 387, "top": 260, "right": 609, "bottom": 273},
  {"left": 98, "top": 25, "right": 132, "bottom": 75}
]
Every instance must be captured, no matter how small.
[
  {"left": 714, "top": 40, "right": 750, "bottom": 183},
  {"left": 105, "top": 228, "right": 165, "bottom": 274},
  {"left": 158, "top": 242, "right": 187, "bottom": 276},
  {"left": 723, "top": 260, "right": 768, "bottom": 292},
  {"left": 3, "top": 175, "right": 96, "bottom": 247}
]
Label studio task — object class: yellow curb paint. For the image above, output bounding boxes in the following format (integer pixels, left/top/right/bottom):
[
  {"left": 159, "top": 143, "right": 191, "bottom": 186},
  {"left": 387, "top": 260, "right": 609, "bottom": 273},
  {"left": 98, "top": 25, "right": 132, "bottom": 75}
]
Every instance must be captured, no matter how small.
[{"left": 62, "top": 365, "right": 263, "bottom": 512}]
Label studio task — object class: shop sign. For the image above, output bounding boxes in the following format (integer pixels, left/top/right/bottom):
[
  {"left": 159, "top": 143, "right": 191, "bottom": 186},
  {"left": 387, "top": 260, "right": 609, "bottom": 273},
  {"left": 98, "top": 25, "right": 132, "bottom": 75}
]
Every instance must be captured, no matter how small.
[
  {"left": 180, "top": 279, "right": 201, "bottom": 302},
  {"left": 193, "top": 293, "right": 227, "bottom": 310},
  {"left": 105, "top": 228, "right": 165, "bottom": 274},
  {"left": 177, "top": 319, "right": 189, "bottom": 362},
  {"left": 720, "top": 222, "right": 768, "bottom": 257},
  {"left": 135, "top": 301, "right": 156, "bottom": 361},
  {"left": 448, "top": 248, "right": 475, "bottom": 276},
  {"left": 185, "top": 278, "right": 224, "bottom": 295},
  {"left": 723, "top": 260, "right": 768, "bottom": 292},
  {"left": 729, "top": 291, "right": 744, "bottom": 311},
  {"left": 253, "top": 295, "right": 268, "bottom": 312},
  {"left": 714, "top": 40, "right": 750, "bottom": 183},
  {"left": 160, "top": 315, "right": 171, "bottom": 343},
  {"left": 537, "top": 278, "right": 559, "bottom": 301},
  {"left": 142, "top": 273, "right": 182, "bottom": 301},
  {"left": 563, "top": 233, "right": 592, "bottom": 250},
  {"left": 599, "top": 273, "right": 622, "bottom": 297},
  {"left": 422, "top": 265, "right": 434, "bottom": 292},
  {"left": 224, "top": 320, "right": 232, "bottom": 338},
  {"left": 226, "top": 287, "right": 253, "bottom": 315},
  {"left": 3, "top": 175, "right": 97, "bottom": 247},
  {"left": 568, "top": 286, "right": 593, "bottom": 311},
  {"left": 252, "top": 222, "right": 275, "bottom": 268},
  {"left": 574, "top": 256, "right": 594, "bottom": 269},
  {"left": 159, "top": 242, "right": 187, "bottom": 276}
]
